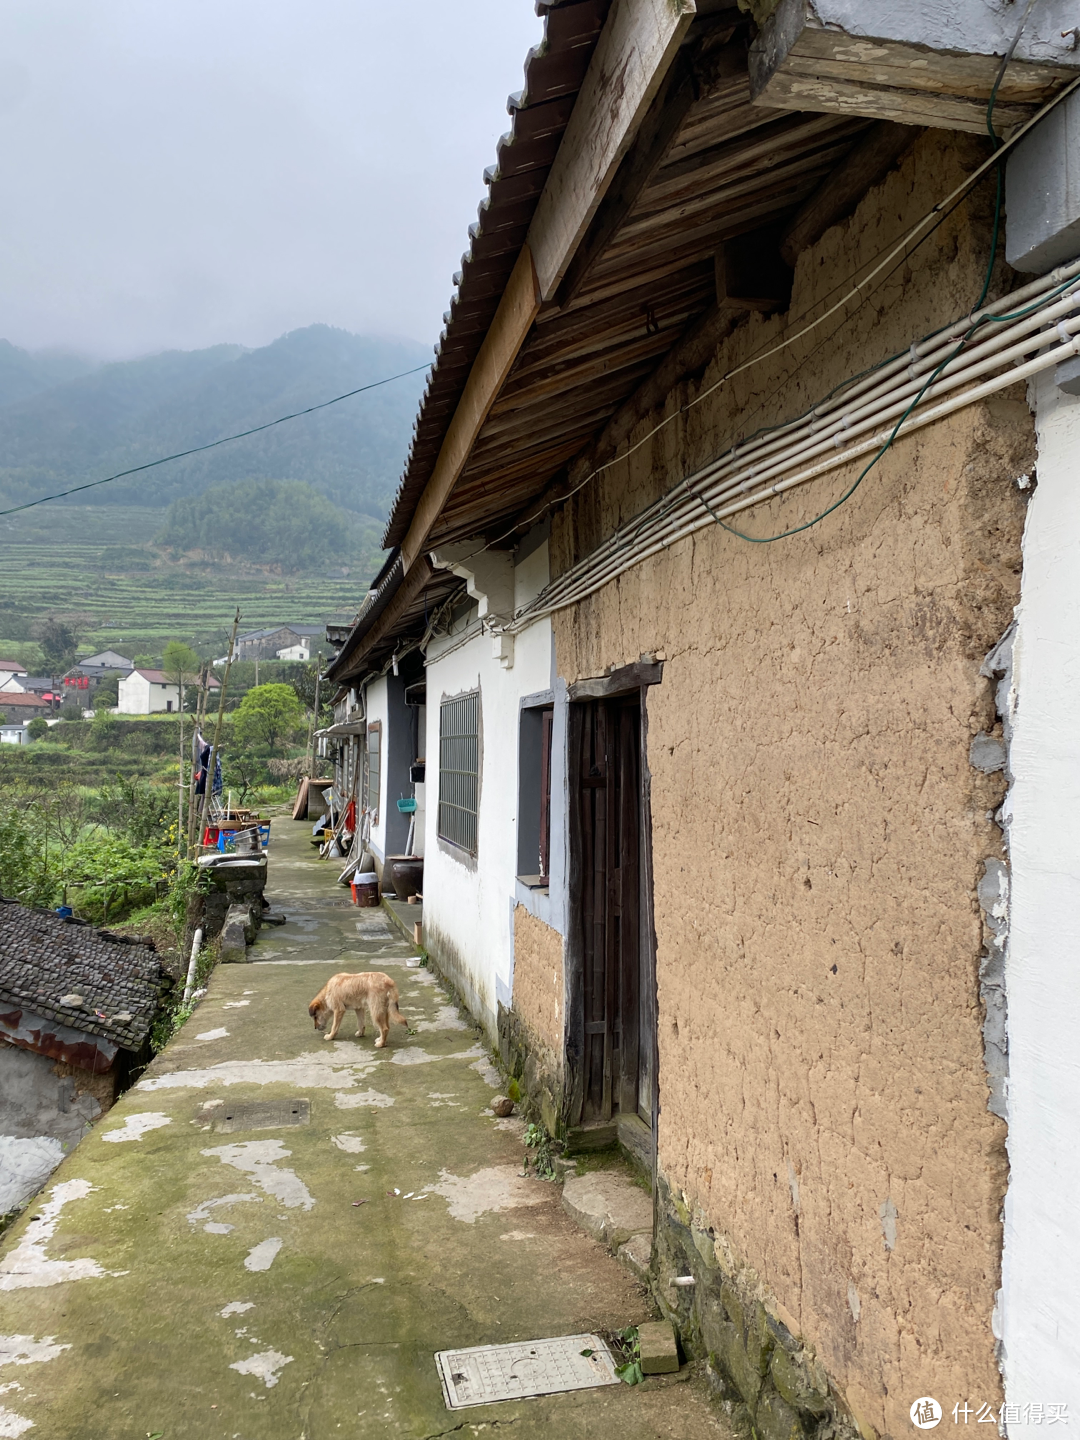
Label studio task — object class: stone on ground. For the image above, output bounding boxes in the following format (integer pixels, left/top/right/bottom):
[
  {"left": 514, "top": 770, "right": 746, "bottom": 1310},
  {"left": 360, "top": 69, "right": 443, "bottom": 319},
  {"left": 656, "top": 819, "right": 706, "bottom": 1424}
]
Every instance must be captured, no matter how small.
[
  {"left": 562, "top": 1168, "right": 653, "bottom": 1248},
  {"left": 638, "top": 1319, "right": 679, "bottom": 1374}
]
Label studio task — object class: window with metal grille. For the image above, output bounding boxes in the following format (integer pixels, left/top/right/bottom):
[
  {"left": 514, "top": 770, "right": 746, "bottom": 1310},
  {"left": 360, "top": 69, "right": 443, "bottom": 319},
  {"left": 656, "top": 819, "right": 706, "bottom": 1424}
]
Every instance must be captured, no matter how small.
[
  {"left": 365, "top": 722, "right": 381, "bottom": 822},
  {"left": 438, "top": 690, "right": 479, "bottom": 855}
]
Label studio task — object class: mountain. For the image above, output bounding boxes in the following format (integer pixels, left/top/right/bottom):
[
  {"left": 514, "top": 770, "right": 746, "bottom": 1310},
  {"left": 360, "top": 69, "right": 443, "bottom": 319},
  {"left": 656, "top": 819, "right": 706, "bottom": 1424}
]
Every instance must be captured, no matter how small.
[
  {"left": 0, "top": 326, "right": 430, "bottom": 521},
  {"left": 156, "top": 477, "right": 381, "bottom": 573},
  {"left": 0, "top": 340, "right": 98, "bottom": 409}
]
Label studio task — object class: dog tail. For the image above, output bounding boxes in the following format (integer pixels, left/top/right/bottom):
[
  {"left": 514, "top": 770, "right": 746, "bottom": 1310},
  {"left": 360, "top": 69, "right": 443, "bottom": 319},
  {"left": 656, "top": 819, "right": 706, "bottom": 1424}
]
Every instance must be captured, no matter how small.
[{"left": 389, "top": 981, "right": 408, "bottom": 1027}]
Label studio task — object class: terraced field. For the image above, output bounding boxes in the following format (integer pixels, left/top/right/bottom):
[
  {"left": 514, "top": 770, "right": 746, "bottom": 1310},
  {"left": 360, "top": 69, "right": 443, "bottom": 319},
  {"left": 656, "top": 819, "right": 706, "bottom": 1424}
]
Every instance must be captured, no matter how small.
[{"left": 0, "top": 504, "right": 364, "bottom": 654}]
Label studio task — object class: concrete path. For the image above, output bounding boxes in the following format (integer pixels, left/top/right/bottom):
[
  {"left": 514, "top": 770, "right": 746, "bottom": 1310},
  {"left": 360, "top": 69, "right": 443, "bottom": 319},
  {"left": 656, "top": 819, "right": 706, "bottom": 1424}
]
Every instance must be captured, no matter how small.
[{"left": 0, "top": 820, "right": 730, "bottom": 1439}]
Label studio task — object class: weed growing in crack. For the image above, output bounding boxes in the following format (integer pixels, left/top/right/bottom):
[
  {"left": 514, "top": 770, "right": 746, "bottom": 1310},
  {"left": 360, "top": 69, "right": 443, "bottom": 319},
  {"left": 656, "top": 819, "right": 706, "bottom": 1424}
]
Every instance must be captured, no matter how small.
[
  {"left": 602, "top": 1326, "right": 643, "bottom": 1385},
  {"left": 521, "top": 1121, "right": 558, "bottom": 1181}
]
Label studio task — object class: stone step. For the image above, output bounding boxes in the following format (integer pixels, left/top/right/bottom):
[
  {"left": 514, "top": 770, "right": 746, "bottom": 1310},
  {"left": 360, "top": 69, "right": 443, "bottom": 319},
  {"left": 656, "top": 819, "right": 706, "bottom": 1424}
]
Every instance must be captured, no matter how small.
[{"left": 561, "top": 1170, "right": 653, "bottom": 1249}]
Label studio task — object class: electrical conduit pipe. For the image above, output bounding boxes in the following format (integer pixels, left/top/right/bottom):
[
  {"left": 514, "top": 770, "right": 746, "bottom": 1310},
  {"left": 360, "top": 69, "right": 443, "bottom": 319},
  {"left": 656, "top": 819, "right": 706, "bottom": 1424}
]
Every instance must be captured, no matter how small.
[{"left": 182, "top": 926, "right": 205, "bottom": 1007}]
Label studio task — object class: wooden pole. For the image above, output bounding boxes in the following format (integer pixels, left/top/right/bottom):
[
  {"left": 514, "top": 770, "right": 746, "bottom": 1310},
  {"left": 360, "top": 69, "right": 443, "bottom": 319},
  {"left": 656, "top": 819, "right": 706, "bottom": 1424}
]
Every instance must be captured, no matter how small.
[
  {"left": 186, "top": 663, "right": 211, "bottom": 858},
  {"left": 197, "top": 609, "right": 241, "bottom": 850},
  {"left": 177, "top": 675, "right": 184, "bottom": 859},
  {"left": 307, "top": 653, "right": 322, "bottom": 782}
]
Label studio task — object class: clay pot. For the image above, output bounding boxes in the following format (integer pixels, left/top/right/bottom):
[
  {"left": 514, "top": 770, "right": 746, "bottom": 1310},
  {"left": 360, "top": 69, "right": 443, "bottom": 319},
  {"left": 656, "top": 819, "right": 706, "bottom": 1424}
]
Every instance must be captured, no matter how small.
[{"left": 389, "top": 857, "right": 424, "bottom": 901}]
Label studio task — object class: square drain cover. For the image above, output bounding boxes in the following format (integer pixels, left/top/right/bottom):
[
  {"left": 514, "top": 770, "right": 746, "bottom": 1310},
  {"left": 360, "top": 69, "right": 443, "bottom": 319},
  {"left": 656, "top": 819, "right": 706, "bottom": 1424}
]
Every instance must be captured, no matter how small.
[
  {"left": 435, "top": 1334, "right": 618, "bottom": 1409},
  {"left": 212, "top": 1099, "right": 310, "bottom": 1132}
]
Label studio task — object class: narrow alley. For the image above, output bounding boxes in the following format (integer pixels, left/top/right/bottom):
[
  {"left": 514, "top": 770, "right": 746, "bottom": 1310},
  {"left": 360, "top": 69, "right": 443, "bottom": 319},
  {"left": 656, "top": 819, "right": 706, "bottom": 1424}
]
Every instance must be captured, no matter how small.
[{"left": 0, "top": 821, "right": 730, "bottom": 1440}]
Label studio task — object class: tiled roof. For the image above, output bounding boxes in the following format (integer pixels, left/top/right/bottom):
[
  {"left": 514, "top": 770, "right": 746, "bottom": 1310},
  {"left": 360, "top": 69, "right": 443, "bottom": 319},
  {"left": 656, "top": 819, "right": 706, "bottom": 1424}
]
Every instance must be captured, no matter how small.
[
  {"left": 0, "top": 691, "right": 51, "bottom": 708},
  {"left": 0, "top": 900, "right": 164, "bottom": 1052},
  {"left": 130, "top": 669, "right": 218, "bottom": 686},
  {"left": 0, "top": 661, "right": 26, "bottom": 672}
]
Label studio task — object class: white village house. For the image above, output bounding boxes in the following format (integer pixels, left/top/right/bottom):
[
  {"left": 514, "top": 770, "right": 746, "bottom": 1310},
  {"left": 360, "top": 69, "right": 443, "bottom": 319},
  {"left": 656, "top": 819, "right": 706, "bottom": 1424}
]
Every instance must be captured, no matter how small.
[
  {"left": 0, "top": 660, "right": 28, "bottom": 693},
  {"left": 322, "top": 1, "right": 1080, "bottom": 1433},
  {"left": 116, "top": 667, "right": 218, "bottom": 715},
  {"left": 76, "top": 649, "right": 134, "bottom": 680}
]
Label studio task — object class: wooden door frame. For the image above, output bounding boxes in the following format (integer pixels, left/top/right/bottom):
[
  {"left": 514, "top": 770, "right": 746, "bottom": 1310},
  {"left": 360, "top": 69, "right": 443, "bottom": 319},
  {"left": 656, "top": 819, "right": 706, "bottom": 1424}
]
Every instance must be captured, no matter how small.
[{"left": 564, "top": 662, "right": 662, "bottom": 1166}]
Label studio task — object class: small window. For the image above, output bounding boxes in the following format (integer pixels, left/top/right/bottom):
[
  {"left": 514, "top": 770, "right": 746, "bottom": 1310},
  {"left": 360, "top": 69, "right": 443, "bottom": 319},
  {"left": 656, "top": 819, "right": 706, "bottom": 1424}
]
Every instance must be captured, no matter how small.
[
  {"left": 366, "top": 722, "right": 381, "bottom": 823},
  {"left": 517, "top": 704, "right": 553, "bottom": 884},
  {"left": 438, "top": 690, "right": 479, "bottom": 855}
]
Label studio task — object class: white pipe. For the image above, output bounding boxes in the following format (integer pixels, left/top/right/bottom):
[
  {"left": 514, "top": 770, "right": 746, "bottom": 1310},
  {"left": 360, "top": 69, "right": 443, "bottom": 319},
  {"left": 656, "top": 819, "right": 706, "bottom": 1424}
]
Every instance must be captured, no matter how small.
[
  {"left": 534, "top": 263, "right": 1080, "bottom": 610},
  {"left": 182, "top": 925, "right": 205, "bottom": 1007},
  {"left": 528, "top": 292, "right": 1080, "bottom": 617},
  {"left": 512, "top": 329, "right": 1080, "bottom": 622}
]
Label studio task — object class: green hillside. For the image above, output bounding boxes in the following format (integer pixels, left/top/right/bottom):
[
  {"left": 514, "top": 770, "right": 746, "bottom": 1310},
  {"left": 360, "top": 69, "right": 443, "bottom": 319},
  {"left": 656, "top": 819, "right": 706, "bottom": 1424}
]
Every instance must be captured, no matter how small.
[
  {"left": 0, "top": 324, "right": 424, "bottom": 658},
  {"left": 0, "top": 325, "right": 429, "bottom": 519},
  {"left": 0, "top": 505, "right": 362, "bottom": 657}
]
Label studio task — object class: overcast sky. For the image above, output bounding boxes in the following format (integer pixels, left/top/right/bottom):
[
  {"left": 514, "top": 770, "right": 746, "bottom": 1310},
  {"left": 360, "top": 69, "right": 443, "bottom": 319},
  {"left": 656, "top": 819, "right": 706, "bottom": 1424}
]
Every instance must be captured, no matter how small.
[{"left": 0, "top": 1, "right": 544, "bottom": 360}]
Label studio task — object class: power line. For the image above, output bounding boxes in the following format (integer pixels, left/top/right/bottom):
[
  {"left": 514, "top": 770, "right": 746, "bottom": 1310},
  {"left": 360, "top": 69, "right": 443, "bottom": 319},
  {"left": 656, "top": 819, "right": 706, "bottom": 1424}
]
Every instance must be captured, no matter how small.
[{"left": 0, "top": 361, "right": 433, "bottom": 519}]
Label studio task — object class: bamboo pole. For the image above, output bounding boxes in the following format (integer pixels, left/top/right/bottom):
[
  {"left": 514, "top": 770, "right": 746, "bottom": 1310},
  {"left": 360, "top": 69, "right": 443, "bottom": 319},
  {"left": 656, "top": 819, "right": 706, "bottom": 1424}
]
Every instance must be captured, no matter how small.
[
  {"left": 176, "top": 663, "right": 186, "bottom": 860},
  {"left": 197, "top": 609, "right": 241, "bottom": 850},
  {"left": 307, "top": 653, "right": 322, "bottom": 782},
  {"left": 186, "top": 663, "right": 211, "bottom": 858}
]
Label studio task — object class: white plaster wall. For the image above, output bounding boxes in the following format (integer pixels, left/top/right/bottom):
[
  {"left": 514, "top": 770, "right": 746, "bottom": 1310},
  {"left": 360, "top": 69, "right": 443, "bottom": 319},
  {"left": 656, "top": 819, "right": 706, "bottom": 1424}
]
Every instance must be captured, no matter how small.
[
  {"left": 421, "top": 542, "right": 553, "bottom": 1035},
  {"left": 116, "top": 675, "right": 180, "bottom": 715},
  {"left": 364, "top": 675, "right": 389, "bottom": 865},
  {"left": 1000, "top": 371, "right": 1080, "bottom": 1418},
  {"left": 813, "top": 0, "right": 1080, "bottom": 67}
]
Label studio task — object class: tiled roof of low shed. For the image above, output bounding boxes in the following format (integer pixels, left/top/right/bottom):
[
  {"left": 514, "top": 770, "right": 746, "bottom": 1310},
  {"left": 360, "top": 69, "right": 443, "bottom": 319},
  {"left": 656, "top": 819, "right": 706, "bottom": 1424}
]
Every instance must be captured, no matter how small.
[{"left": 0, "top": 900, "right": 164, "bottom": 1052}]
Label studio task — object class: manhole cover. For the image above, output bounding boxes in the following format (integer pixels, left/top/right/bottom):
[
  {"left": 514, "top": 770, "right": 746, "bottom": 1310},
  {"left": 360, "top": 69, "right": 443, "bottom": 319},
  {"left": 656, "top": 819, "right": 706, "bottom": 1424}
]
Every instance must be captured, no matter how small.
[
  {"left": 434, "top": 1334, "right": 618, "bottom": 1409},
  {"left": 212, "top": 1099, "right": 310, "bottom": 1132}
]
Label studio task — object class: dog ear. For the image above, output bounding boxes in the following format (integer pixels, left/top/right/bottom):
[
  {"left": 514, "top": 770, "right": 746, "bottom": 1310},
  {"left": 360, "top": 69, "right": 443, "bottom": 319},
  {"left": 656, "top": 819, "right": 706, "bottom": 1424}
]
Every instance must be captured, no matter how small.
[{"left": 308, "top": 1000, "right": 318, "bottom": 1016}]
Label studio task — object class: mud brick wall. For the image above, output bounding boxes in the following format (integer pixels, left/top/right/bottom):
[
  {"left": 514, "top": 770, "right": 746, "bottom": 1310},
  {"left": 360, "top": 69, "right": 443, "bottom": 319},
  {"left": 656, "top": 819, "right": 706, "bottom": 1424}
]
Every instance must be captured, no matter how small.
[
  {"left": 551, "top": 132, "right": 1031, "bottom": 1435},
  {"left": 501, "top": 906, "right": 566, "bottom": 1134}
]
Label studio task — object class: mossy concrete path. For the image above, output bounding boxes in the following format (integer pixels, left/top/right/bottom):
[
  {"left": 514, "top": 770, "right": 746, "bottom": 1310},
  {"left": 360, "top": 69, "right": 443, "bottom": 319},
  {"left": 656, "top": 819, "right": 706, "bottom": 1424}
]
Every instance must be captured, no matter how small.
[{"left": 0, "top": 822, "right": 730, "bottom": 1439}]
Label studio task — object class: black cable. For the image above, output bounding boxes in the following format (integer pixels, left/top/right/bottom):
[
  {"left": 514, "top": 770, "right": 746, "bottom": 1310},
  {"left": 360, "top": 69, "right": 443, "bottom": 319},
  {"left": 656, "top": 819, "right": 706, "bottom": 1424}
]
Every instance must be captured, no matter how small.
[{"left": 0, "top": 361, "right": 433, "bottom": 519}]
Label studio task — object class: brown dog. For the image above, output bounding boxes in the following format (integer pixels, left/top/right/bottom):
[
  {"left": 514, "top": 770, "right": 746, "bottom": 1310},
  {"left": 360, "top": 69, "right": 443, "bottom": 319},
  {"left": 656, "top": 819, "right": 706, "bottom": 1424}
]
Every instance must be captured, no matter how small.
[{"left": 308, "top": 972, "right": 408, "bottom": 1047}]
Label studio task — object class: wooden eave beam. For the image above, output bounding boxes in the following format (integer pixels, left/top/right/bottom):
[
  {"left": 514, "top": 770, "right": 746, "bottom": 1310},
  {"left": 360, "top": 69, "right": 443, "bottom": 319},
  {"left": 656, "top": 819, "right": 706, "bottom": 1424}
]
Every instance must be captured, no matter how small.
[
  {"left": 526, "top": 0, "right": 697, "bottom": 302},
  {"left": 555, "top": 50, "right": 701, "bottom": 308},
  {"left": 332, "top": 558, "right": 438, "bottom": 684},
  {"left": 397, "top": 0, "right": 696, "bottom": 575}
]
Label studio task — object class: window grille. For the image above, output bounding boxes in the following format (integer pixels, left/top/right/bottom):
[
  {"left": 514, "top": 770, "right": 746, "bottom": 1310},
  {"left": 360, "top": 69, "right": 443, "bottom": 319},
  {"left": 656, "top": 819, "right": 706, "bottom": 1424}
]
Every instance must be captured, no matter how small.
[
  {"left": 438, "top": 691, "right": 479, "bottom": 855},
  {"left": 366, "top": 723, "right": 381, "bottom": 821}
]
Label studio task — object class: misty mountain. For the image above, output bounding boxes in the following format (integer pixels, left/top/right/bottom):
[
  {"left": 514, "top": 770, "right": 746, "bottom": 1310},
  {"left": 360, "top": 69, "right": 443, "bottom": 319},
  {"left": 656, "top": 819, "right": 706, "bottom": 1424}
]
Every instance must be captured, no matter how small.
[
  {"left": 0, "top": 340, "right": 98, "bottom": 409},
  {"left": 0, "top": 326, "right": 430, "bottom": 521}
]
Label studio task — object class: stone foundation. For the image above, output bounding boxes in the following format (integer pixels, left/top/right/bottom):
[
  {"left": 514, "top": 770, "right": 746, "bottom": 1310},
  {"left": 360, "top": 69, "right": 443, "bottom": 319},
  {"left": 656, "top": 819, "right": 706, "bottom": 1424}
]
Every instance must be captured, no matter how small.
[{"left": 653, "top": 1176, "right": 854, "bottom": 1440}]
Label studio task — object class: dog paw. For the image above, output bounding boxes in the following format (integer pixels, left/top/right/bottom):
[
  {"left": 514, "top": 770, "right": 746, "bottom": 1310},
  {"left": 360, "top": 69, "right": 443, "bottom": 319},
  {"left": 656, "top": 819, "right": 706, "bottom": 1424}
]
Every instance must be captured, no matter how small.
[
  {"left": 374, "top": 1037, "right": 385, "bottom": 1048},
  {"left": 324, "top": 1034, "right": 335, "bottom": 1042}
]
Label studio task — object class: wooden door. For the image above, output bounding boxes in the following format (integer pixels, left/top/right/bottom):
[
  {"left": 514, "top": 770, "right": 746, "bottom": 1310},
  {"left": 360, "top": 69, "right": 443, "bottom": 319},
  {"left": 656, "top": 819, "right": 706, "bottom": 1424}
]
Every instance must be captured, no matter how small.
[{"left": 571, "top": 695, "right": 653, "bottom": 1125}]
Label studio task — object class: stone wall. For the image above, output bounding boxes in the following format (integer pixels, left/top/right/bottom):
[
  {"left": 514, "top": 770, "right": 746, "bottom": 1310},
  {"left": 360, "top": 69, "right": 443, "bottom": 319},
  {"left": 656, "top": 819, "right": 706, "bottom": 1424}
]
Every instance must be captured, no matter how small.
[{"left": 551, "top": 131, "right": 1031, "bottom": 1435}]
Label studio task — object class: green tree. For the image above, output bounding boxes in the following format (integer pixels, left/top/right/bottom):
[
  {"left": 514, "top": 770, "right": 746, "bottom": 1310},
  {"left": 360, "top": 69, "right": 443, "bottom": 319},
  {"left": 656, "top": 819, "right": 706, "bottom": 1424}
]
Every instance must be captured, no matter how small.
[
  {"left": 284, "top": 661, "right": 328, "bottom": 727},
  {"left": 33, "top": 617, "right": 80, "bottom": 710},
  {"left": 26, "top": 717, "right": 48, "bottom": 741},
  {"left": 233, "top": 683, "right": 304, "bottom": 755},
  {"left": 93, "top": 674, "right": 120, "bottom": 708},
  {"left": 162, "top": 641, "right": 200, "bottom": 709}
]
